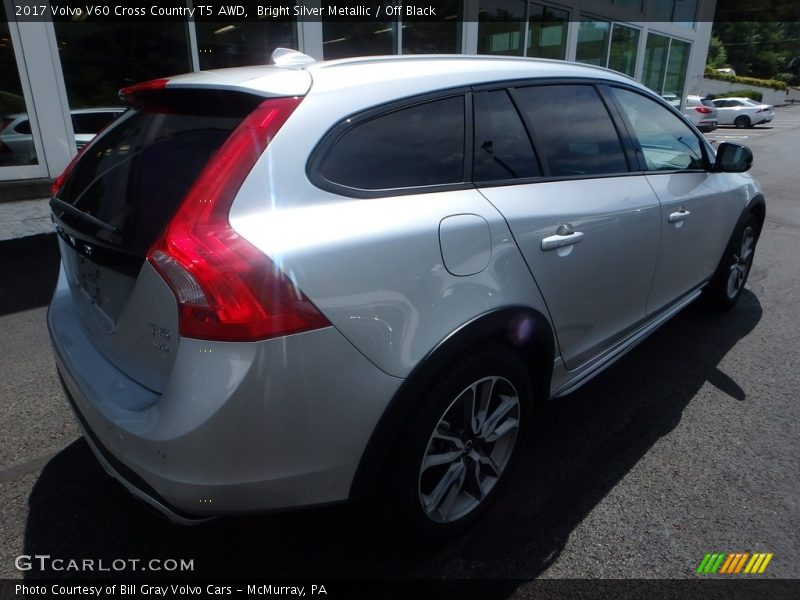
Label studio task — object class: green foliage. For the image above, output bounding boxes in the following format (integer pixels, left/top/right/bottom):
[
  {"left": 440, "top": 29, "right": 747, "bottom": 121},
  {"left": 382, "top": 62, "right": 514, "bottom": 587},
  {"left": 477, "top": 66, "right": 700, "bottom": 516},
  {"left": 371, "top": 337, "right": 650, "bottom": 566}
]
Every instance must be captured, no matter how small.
[
  {"left": 707, "top": 89, "right": 764, "bottom": 102},
  {"left": 707, "top": 34, "right": 728, "bottom": 69},
  {"left": 703, "top": 67, "right": 787, "bottom": 91},
  {"left": 711, "top": 21, "right": 800, "bottom": 82}
]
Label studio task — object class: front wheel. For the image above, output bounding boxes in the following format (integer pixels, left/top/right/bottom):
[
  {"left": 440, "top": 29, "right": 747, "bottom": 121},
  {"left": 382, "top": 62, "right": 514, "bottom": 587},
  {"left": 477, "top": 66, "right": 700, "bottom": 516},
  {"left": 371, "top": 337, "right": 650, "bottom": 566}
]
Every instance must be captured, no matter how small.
[
  {"left": 703, "top": 213, "right": 759, "bottom": 309},
  {"left": 377, "top": 345, "right": 532, "bottom": 540}
]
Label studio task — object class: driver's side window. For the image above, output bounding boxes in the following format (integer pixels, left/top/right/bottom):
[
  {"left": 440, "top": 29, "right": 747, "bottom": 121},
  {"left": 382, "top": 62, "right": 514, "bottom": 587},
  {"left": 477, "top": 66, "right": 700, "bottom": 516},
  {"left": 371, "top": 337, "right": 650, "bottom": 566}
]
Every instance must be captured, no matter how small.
[{"left": 611, "top": 87, "right": 705, "bottom": 172}]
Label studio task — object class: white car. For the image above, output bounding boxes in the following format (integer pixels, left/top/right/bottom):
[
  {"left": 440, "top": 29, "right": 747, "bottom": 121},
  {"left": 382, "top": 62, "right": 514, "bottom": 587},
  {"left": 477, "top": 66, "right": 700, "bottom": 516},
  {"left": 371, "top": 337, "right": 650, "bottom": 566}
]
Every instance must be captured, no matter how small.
[
  {"left": 683, "top": 95, "right": 718, "bottom": 132},
  {"left": 711, "top": 97, "right": 774, "bottom": 128},
  {"left": 0, "top": 107, "right": 124, "bottom": 164}
]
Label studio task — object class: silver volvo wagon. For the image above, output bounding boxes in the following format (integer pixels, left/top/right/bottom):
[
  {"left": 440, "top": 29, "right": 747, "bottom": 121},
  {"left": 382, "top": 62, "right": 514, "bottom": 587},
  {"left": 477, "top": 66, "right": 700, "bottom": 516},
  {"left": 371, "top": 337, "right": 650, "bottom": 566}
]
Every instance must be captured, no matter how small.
[{"left": 48, "top": 51, "right": 764, "bottom": 538}]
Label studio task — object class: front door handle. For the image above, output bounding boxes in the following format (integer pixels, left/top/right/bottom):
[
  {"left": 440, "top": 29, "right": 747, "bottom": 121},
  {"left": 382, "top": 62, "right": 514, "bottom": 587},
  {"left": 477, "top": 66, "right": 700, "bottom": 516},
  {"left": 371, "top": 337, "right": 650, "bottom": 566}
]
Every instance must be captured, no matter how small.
[
  {"left": 541, "top": 230, "right": 585, "bottom": 251},
  {"left": 668, "top": 209, "right": 691, "bottom": 224}
]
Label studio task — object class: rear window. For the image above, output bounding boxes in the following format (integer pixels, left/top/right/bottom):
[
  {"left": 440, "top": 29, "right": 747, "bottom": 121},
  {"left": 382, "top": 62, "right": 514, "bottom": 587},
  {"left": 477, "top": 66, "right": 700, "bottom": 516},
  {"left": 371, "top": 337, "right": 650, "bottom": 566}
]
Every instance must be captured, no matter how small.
[
  {"left": 701, "top": 99, "right": 715, "bottom": 108},
  {"left": 316, "top": 96, "right": 465, "bottom": 191},
  {"left": 54, "top": 91, "right": 261, "bottom": 256}
]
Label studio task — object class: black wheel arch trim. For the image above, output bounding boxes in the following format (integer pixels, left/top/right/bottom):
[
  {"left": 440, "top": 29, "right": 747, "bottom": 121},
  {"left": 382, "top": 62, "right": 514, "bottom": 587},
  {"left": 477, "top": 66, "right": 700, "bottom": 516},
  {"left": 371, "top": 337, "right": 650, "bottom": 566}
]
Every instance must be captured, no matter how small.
[
  {"left": 708, "top": 193, "right": 766, "bottom": 285},
  {"left": 747, "top": 193, "right": 766, "bottom": 231},
  {"left": 349, "top": 305, "right": 555, "bottom": 501}
]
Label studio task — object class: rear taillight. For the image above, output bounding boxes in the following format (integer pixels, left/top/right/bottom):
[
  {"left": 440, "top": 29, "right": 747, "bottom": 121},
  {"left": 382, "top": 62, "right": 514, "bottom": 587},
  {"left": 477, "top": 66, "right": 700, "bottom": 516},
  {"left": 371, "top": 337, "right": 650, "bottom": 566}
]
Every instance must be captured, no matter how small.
[
  {"left": 147, "top": 96, "right": 330, "bottom": 342},
  {"left": 52, "top": 144, "right": 90, "bottom": 196},
  {"left": 695, "top": 106, "right": 713, "bottom": 114}
]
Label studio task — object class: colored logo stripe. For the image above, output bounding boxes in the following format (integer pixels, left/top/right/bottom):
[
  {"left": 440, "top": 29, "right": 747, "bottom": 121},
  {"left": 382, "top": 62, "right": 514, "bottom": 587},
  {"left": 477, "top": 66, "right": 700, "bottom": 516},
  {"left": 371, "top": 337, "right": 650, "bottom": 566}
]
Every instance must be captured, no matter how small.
[{"left": 697, "top": 552, "right": 774, "bottom": 574}]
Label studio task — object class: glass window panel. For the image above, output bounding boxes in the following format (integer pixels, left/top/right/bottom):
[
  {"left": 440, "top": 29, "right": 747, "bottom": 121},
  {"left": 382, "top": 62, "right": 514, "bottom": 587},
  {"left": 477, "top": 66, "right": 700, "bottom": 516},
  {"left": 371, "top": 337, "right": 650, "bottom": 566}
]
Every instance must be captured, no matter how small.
[
  {"left": 478, "top": 0, "right": 526, "bottom": 56},
  {"left": 514, "top": 85, "right": 628, "bottom": 177},
  {"left": 473, "top": 90, "right": 540, "bottom": 181},
  {"left": 664, "top": 39, "right": 691, "bottom": 99},
  {"left": 643, "top": 33, "right": 670, "bottom": 94},
  {"left": 319, "top": 96, "right": 465, "bottom": 190},
  {"left": 403, "top": 0, "right": 462, "bottom": 53},
  {"left": 196, "top": 21, "right": 297, "bottom": 69},
  {"left": 576, "top": 21, "right": 611, "bottom": 66},
  {"left": 0, "top": 15, "right": 39, "bottom": 166},
  {"left": 323, "top": 22, "right": 396, "bottom": 59},
  {"left": 57, "top": 106, "right": 244, "bottom": 254},
  {"left": 527, "top": 4, "right": 569, "bottom": 59},
  {"left": 648, "top": 0, "right": 674, "bottom": 20},
  {"left": 614, "top": 0, "right": 644, "bottom": 12},
  {"left": 53, "top": 22, "right": 191, "bottom": 108},
  {"left": 611, "top": 87, "right": 703, "bottom": 171},
  {"left": 608, "top": 24, "right": 639, "bottom": 77},
  {"left": 673, "top": 0, "right": 696, "bottom": 27}
]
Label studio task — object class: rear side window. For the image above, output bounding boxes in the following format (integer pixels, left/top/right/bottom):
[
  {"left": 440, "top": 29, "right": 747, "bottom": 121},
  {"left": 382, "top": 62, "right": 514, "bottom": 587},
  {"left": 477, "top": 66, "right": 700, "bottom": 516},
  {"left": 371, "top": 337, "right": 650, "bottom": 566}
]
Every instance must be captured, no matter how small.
[
  {"left": 72, "top": 111, "right": 121, "bottom": 134},
  {"left": 473, "top": 90, "right": 541, "bottom": 182},
  {"left": 610, "top": 87, "right": 705, "bottom": 172},
  {"left": 14, "top": 119, "right": 31, "bottom": 134},
  {"left": 512, "top": 85, "right": 628, "bottom": 177},
  {"left": 317, "top": 96, "right": 465, "bottom": 190}
]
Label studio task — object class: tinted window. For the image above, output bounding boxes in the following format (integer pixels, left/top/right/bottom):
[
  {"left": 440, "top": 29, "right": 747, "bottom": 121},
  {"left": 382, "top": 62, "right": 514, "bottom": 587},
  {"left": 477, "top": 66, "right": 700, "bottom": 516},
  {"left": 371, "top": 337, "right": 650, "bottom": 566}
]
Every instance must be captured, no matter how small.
[
  {"left": 14, "top": 119, "right": 31, "bottom": 134},
  {"left": 318, "top": 96, "right": 465, "bottom": 190},
  {"left": 72, "top": 111, "right": 122, "bottom": 134},
  {"left": 513, "top": 85, "right": 628, "bottom": 177},
  {"left": 474, "top": 90, "right": 540, "bottom": 182},
  {"left": 56, "top": 108, "right": 243, "bottom": 254},
  {"left": 611, "top": 87, "right": 704, "bottom": 171}
]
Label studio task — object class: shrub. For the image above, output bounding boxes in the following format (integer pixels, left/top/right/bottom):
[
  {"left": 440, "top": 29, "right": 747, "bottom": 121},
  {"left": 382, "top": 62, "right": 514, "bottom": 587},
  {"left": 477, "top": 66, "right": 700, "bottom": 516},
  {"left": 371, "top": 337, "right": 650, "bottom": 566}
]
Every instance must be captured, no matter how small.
[
  {"left": 703, "top": 67, "right": 787, "bottom": 91},
  {"left": 707, "top": 90, "right": 764, "bottom": 102}
]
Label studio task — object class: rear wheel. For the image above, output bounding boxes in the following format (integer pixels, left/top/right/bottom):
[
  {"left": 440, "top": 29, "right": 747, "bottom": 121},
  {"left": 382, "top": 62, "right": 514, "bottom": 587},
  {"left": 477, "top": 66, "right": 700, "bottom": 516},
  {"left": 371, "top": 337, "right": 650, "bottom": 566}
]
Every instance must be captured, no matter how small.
[
  {"left": 734, "top": 115, "right": 751, "bottom": 129},
  {"left": 378, "top": 345, "right": 532, "bottom": 540},
  {"left": 703, "top": 213, "right": 759, "bottom": 309}
]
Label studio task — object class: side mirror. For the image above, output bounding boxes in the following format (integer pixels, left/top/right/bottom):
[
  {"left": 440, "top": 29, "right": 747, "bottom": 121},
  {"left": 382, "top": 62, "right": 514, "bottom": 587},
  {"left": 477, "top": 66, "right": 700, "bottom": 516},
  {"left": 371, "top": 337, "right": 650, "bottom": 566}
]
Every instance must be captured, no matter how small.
[{"left": 714, "top": 142, "right": 753, "bottom": 172}]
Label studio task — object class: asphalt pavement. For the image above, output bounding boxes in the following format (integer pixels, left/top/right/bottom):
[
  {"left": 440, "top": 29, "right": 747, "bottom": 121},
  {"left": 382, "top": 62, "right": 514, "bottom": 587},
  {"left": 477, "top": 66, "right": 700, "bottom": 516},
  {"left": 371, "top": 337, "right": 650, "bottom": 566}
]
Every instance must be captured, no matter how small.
[{"left": 0, "top": 107, "right": 798, "bottom": 588}]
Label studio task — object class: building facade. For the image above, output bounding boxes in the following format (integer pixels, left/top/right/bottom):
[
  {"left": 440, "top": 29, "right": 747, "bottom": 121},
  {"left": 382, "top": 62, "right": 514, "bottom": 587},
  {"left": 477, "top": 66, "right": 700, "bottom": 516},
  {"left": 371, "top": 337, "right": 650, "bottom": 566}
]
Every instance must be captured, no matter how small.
[{"left": 1, "top": 0, "right": 715, "bottom": 186}]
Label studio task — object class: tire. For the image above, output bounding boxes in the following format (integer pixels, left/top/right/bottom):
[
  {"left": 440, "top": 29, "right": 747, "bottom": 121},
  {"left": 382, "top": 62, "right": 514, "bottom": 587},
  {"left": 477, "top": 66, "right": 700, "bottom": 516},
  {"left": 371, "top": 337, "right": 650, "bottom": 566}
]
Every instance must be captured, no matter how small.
[
  {"left": 702, "top": 213, "right": 760, "bottom": 310},
  {"left": 377, "top": 345, "right": 532, "bottom": 541},
  {"left": 734, "top": 115, "right": 751, "bottom": 129}
]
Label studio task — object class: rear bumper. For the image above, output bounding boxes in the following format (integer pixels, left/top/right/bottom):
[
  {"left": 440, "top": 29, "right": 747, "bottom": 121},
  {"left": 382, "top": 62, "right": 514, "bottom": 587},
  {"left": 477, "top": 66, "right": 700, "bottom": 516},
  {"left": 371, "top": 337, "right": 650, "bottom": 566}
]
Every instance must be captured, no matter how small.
[{"left": 48, "top": 265, "right": 403, "bottom": 521}]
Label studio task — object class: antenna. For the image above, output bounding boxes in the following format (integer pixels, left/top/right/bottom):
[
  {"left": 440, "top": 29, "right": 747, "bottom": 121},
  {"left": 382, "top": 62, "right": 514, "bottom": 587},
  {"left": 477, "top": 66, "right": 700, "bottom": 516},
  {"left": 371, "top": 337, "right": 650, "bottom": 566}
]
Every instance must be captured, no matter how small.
[{"left": 270, "top": 48, "right": 316, "bottom": 67}]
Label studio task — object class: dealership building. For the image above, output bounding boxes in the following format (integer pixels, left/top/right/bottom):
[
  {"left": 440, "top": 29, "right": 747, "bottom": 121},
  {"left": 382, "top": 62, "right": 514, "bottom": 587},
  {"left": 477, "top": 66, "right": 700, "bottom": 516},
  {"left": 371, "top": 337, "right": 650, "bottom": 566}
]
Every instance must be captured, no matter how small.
[{"left": 1, "top": 0, "right": 715, "bottom": 192}]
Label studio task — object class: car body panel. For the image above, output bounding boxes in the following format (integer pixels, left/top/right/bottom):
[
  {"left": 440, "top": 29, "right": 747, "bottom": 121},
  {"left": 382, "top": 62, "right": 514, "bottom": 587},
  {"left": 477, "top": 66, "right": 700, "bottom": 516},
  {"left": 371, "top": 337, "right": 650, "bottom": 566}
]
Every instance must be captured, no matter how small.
[
  {"left": 50, "top": 263, "right": 403, "bottom": 516},
  {"left": 477, "top": 177, "right": 661, "bottom": 370},
  {"left": 644, "top": 172, "right": 751, "bottom": 314},
  {"left": 683, "top": 95, "right": 718, "bottom": 131},
  {"left": 229, "top": 186, "right": 554, "bottom": 379},
  {"left": 46, "top": 54, "right": 764, "bottom": 521},
  {"left": 712, "top": 97, "right": 774, "bottom": 126}
]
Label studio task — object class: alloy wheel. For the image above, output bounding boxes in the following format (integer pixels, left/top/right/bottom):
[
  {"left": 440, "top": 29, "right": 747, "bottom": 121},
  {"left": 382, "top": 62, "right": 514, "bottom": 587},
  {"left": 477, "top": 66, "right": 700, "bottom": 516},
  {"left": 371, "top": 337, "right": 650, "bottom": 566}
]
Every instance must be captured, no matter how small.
[
  {"left": 418, "top": 376, "right": 520, "bottom": 524},
  {"left": 726, "top": 225, "right": 755, "bottom": 299}
]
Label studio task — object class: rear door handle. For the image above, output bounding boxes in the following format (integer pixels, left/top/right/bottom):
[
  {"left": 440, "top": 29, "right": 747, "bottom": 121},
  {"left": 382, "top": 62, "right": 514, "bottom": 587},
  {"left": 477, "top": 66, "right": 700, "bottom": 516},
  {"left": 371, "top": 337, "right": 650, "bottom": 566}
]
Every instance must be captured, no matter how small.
[
  {"left": 668, "top": 209, "right": 691, "bottom": 224},
  {"left": 541, "top": 231, "right": 584, "bottom": 251}
]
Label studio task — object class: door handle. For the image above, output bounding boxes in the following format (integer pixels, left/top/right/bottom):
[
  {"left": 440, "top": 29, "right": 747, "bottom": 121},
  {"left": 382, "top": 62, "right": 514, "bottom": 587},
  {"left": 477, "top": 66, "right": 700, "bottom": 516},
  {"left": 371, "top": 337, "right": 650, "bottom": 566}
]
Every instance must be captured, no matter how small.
[
  {"left": 541, "top": 230, "right": 584, "bottom": 251},
  {"left": 668, "top": 209, "right": 691, "bottom": 224}
]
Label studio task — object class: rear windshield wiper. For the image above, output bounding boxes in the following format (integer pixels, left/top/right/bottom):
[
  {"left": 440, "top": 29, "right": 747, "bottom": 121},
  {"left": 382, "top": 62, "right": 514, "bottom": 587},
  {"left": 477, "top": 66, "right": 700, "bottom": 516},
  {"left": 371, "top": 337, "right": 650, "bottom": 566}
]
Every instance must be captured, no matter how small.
[{"left": 50, "top": 197, "right": 120, "bottom": 236}]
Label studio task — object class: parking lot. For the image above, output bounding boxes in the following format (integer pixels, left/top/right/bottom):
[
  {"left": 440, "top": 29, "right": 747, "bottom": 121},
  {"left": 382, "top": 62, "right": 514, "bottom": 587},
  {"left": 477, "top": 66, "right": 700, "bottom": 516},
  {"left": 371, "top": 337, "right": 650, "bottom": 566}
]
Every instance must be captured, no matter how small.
[{"left": 1, "top": 106, "right": 798, "bottom": 586}]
